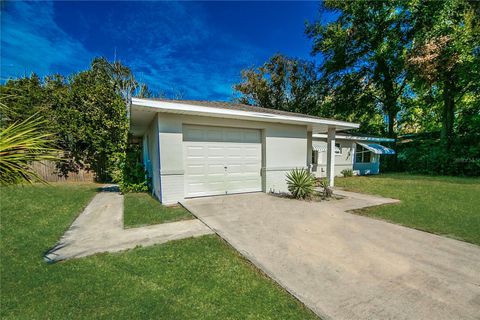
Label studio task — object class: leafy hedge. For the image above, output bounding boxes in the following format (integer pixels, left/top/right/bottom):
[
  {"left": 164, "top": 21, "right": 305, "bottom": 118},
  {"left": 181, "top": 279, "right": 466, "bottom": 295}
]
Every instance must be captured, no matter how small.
[
  {"left": 0, "top": 57, "right": 132, "bottom": 182},
  {"left": 111, "top": 144, "right": 149, "bottom": 193},
  {"left": 383, "top": 134, "right": 480, "bottom": 176}
]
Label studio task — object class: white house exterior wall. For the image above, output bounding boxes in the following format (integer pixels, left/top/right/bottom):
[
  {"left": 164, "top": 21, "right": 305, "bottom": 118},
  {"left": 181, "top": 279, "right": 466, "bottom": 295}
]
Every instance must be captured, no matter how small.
[
  {"left": 145, "top": 112, "right": 308, "bottom": 204},
  {"left": 312, "top": 139, "right": 355, "bottom": 177}
]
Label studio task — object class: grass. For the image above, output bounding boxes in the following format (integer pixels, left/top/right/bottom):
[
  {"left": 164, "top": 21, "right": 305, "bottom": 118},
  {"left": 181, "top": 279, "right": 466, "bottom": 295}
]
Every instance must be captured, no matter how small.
[
  {"left": 336, "top": 173, "right": 480, "bottom": 245},
  {"left": 0, "top": 183, "right": 317, "bottom": 319},
  {"left": 123, "top": 192, "right": 193, "bottom": 228}
]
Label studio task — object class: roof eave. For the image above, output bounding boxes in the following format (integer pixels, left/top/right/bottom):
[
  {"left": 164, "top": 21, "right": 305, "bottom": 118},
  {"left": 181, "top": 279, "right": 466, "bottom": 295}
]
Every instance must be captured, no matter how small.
[
  {"left": 131, "top": 98, "right": 359, "bottom": 132},
  {"left": 313, "top": 133, "right": 395, "bottom": 142}
]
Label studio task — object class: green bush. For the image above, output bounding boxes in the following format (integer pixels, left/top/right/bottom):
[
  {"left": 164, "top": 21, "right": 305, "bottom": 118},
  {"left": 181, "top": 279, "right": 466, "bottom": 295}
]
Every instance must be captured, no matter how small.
[
  {"left": 285, "top": 168, "right": 316, "bottom": 199},
  {"left": 391, "top": 137, "right": 480, "bottom": 176},
  {"left": 112, "top": 144, "right": 149, "bottom": 193},
  {"left": 340, "top": 169, "right": 353, "bottom": 177}
]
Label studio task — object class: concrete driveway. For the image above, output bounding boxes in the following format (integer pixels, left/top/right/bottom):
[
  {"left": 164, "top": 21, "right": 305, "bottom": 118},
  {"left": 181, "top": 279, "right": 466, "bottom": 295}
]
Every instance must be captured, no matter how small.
[{"left": 182, "top": 192, "right": 480, "bottom": 320}]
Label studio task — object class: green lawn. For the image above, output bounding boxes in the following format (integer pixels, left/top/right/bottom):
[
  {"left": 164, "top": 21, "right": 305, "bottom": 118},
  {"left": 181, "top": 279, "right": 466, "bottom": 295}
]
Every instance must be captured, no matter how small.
[
  {"left": 336, "top": 174, "right": 480, "bottom": 245},
  {"left": 1, "top": 184, "right": 317, "bottom": 319},
  {"left": 123, "top": 192, "right": 193, "bottom": 228}
]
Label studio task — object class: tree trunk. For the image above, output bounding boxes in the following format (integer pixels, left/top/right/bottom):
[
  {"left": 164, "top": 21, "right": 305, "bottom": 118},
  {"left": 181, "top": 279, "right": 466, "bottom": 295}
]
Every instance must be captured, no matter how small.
[
  {"left": 378, "top": 59, "right": 398, "bottom": 138},
  {"left": 378, "top": 59, "right": 399, "bottom": 171},
  {"left": 441, "top": 75, "right": 455, "bottom": 151},
  {"left": 387, "top": 109, "right": 396, "bottom": 138}
]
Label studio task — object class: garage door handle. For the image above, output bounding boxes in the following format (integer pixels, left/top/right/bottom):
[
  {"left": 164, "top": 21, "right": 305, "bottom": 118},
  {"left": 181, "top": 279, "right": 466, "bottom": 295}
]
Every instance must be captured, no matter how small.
[{"left": 224, "top": 166, "right": 227, "bottom": 169}]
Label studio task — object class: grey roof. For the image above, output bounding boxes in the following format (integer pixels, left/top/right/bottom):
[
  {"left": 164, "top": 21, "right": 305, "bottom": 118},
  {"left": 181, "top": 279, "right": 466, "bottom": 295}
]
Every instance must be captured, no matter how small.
[{"left": 134, "top": 97, "right": 340, "bottom": 122}]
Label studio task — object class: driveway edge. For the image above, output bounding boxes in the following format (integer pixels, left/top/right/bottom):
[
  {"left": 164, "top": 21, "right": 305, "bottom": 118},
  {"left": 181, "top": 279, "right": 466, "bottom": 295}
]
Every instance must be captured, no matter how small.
[{"left": 180, "top": 201, "right": 331, "bottom": 320}]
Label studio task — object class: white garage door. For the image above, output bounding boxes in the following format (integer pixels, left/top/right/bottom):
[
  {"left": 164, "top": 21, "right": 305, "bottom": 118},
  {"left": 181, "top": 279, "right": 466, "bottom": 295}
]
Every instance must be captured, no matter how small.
[{"left": 183, "top": 125, "right": 262, "bottom": 198}]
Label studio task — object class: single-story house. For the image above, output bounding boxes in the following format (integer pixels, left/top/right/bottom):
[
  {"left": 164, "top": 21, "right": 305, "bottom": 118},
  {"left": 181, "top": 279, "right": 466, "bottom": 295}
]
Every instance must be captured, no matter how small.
[
  {"left": 311, "top": 134, "right": 395, "bottom": 177},
  {"left": 130, "top": 98, "right": 391, "bottom": 204}
]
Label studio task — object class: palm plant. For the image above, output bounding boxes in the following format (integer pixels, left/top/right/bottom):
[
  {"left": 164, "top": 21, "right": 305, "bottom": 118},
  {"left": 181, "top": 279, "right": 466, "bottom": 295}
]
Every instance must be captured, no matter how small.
[
  {"left": 285, "top": 168, "right": 316, "bottom": 199},
  {"left": 0, "top": 114, "right": 60, "bottom": 185},
  {"left": 318, "top": 178, "right": 333, "bottom": 199}
]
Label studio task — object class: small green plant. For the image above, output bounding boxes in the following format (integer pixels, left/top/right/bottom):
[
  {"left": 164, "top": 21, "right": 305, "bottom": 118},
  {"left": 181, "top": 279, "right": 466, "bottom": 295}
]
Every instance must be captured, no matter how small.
[
  {"left": 318, "top": 178, "right": 333, "bottom": 199},
  {"left": 285, "top": 168, "right": 316, "bottom": 199},
  {"left": 111, "top": 145, "right": 149, "bottom": 193},
  {"left": 341, "top": 169, "right": 353, "bottom": 177},
  {"left": 0, "top": 114, "right": 60, "bottom": 185}
]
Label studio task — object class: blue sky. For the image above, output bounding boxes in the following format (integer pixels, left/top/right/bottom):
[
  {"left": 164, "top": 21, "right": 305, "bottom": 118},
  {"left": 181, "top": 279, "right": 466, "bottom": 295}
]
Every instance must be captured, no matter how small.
[{"left": 1, "top": 1, "right": 325, "bottom": 101}]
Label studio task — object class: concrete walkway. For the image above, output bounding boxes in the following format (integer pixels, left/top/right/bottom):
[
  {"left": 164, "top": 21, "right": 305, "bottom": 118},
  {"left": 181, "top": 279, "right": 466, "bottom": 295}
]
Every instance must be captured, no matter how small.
[
  {"left": 182, "top": 192, "right": 480, "bottom": 320},
  {"left": 45, "top": 186, "right": 213, "bottom": 262}
]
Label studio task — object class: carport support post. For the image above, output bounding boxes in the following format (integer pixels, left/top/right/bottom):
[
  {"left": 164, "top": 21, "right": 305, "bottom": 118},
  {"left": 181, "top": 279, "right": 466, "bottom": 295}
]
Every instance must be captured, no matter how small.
[{"left": 326, "top": 127, "right": 336, "bottom": 187}]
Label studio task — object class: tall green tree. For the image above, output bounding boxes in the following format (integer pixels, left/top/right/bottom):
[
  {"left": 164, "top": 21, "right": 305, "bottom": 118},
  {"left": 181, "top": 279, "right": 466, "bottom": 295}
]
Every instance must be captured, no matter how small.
[
  {"left": 0, "top": 57, "right": 133, "bottom": 181},
  {"left": 407, "top": 0, "right": 480, "bottom": 149},
  {"left": 306, "top": 1, "right": 412, "bottom": 137},
  {"left": 234, "top": 54, "right": 318, "bottom": 115}
]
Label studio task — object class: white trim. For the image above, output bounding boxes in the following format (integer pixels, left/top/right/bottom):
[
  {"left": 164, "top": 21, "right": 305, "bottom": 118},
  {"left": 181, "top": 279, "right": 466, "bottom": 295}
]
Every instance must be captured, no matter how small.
[
  {"left": 262, "top": 166, "right": 309, "bottom": 171},
  {"left": 313, "top": 133, "right": 394, "bottom": 142},
  {"left": 132, "top": 98, "right": 359, "bottom": 131},
  {"left": 326, "top": 127, "right": 336, "bottom": 187}
]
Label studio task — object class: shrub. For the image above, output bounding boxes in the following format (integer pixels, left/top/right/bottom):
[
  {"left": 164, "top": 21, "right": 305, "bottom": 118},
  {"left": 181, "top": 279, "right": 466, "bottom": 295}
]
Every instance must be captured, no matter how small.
[
  {"left": 318, "top": 178, "right": 333, "bottom": 199},
  {"left": 0, "top": 114, "right": 61, "bottom": 185},
  {"left": 341, "top": 169, "right": 353, "bottom": 177},
  {"left": 285, "top": 168, "right": 316, "bottom": 199},
  {"left": 111, "top": 144, "right": 149, "bottom": 193},
  {"left": 382, "top": 132, "right": 480, "bottom": 176}
]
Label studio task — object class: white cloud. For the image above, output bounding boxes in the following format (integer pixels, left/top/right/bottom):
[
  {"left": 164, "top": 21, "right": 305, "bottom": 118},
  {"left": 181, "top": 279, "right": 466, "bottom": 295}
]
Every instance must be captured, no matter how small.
[
  {"left": 0, "top": 1, "right": 265, "bottom": 100},
  {"left": 1, "top": 1, "right": 92, "bottom": 79}
]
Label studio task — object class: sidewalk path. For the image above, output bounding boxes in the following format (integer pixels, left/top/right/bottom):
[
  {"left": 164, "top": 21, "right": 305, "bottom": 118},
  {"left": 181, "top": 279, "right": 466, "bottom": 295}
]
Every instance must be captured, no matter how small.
[{"left": 45, "top": 186, "right": 213, "bottom": 262}]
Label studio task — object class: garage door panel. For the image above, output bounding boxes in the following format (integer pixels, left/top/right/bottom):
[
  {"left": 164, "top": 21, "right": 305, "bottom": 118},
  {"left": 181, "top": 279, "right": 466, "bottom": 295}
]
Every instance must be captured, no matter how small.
[
  {"left": 244, "top": 163, "right": 260, "bottom": 171},
  {"left": 184, "top": 125, "right": 262, "bottom": 197},
  {"left": 226, "top": 164, "right": 243, "bottom": 173},
  {"left": 206, "top": 166, "right": 225, "bottom": 174},
  {"left": 185, "top": 164, "right": 204, "bottom": 174}
]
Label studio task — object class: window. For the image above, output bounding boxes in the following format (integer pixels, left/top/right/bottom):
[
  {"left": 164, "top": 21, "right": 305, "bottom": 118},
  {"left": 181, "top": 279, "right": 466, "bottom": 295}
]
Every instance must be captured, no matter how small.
[
  {"left": 335, "top": 143, "right": 342, "bottom": 155},
  {"left": 312, "top": 150, "right": 318, "bottom": 165},
  {"left": 355, "top": 145, "right": 372, "bottom": 163}
]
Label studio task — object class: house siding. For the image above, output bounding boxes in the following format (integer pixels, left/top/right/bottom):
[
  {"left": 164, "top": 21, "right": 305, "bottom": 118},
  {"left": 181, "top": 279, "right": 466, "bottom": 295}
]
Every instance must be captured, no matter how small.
[
  {"left": 312, "top": 139, "right": 355, "bottom": 177},
  {"left": 145, "top": 112, "right": 308, "bottom": 204}
]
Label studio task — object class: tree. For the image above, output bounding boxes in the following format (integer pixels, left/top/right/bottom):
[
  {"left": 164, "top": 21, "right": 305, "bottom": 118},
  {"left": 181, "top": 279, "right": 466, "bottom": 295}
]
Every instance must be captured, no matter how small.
[
  {"left": 0, "top": 73, "right": 46, "bottom": 127},
  {"left": 306, "top": 1, "right": 412, "bottom": 137},
  {"left": 234, "top": 54, "right": 319, "bottom": 115},
  {"left": 56, "top": 60, "right": 129, "bottom": 180},
  {"left": 407, "top": 0, "right": 480, "bottom": 149},
  {"left": 138, "top": 83, "right": 153, "bottom": 98},
  {"left": 0, "top": 57, "right": 133, "bottom": 181},
  {"left": 91, "top": 58, "right": 138, "bottom": 103}
]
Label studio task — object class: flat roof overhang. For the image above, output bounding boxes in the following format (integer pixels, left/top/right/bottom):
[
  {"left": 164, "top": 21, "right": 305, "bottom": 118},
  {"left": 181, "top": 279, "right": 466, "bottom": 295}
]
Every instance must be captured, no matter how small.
[
  {"left": 130, "top": 98, "right": 359, "bottom": 137},
  {"left": 313, "top": 133, "right": 395, "bottom": 143}
]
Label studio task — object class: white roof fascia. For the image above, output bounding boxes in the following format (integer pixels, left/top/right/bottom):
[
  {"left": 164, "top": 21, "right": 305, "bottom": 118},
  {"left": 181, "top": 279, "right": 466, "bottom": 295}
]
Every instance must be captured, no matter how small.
[
  {"left": 313, "top": 133, "right": 395, "bottom": 142},
  {"left": 132, "top": 98, "right": 359, "bottom": 130}
]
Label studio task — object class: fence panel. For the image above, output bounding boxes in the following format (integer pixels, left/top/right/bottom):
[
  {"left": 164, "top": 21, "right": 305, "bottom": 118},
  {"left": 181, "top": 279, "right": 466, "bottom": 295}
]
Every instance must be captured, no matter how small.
[{"left": 30, "top": 161, "right": 94, "bottom": 182}]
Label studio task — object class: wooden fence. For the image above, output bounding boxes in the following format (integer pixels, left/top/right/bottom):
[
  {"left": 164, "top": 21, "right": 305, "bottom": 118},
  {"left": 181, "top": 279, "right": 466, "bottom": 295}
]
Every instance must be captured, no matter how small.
[{"left": 30, "top": 161, "right": 95, "bottom": 182}]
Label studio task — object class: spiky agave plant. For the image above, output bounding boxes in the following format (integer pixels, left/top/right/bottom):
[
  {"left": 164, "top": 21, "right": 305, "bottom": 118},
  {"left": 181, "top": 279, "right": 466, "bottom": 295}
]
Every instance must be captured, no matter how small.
[
  {"left": 0, "top": 114, "right": 60, "bottom": 185},
  {"left": 318, "top": 177, "right": 333, "bottom": 199},
  {"left": 285, "top": 168, "right": 316, "bottom": 199}
]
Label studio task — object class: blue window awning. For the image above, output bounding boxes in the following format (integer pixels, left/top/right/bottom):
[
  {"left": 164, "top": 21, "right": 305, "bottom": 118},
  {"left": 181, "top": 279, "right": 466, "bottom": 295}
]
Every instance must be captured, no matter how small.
[{"left": 357, "top": 142, "right": 395, "bottom": 155}]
